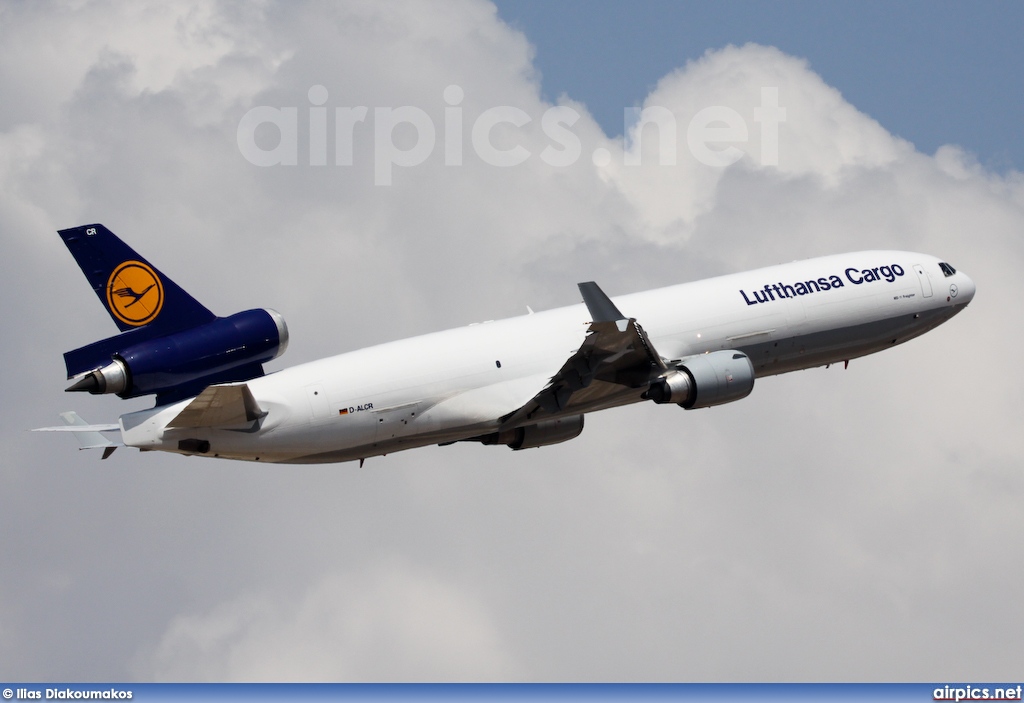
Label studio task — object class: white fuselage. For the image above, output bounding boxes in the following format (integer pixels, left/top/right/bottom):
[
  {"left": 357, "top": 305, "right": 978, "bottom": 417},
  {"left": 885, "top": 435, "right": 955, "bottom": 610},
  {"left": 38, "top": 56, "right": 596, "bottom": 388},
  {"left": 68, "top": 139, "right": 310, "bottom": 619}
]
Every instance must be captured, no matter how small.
[{"left": 119, "top": 251, "right": 975, "bottom": 463}]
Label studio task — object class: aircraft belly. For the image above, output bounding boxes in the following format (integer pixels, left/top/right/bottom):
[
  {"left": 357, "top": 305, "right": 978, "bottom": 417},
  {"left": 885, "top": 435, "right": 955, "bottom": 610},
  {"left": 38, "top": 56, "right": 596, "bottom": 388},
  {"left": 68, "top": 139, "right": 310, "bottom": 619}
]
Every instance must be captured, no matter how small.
[
  {"left": 742, "top": 304, "right": 966, "bottom": 376},
  {"left": 278, "top": 420, "right": 509, "bottom": 464}
]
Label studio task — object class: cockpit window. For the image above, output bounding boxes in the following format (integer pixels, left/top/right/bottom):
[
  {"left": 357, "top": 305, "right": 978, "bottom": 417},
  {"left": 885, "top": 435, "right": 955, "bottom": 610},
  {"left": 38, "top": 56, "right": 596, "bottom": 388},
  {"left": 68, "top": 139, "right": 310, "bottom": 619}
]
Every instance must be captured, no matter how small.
[{"left": 938, "top": 262, "right": 956, "bottom": 277}]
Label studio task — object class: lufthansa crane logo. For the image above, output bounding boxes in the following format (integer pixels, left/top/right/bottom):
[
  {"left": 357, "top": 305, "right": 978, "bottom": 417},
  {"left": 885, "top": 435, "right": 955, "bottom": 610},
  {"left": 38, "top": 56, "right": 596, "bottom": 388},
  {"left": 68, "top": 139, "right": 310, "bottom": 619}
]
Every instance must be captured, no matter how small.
[{"left": 106, "top": 260, "right": 163, "bottom": 326}]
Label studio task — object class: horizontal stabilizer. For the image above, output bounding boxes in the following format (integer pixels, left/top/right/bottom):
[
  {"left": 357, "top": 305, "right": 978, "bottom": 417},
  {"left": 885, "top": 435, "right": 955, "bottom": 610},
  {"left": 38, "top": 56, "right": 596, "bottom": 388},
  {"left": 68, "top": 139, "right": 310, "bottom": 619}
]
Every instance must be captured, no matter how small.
[
  {"left": 168, "top": 383, "right": 265, "bottom": 429},
  {"left": 33, "top": 411, "right": 121, "bottom": 458}
]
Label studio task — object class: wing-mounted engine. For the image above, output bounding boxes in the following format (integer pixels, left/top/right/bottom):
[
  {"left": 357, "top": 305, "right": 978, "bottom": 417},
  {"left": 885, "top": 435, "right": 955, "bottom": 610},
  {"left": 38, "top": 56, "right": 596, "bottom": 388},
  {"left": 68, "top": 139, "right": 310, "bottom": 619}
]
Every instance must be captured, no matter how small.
[
  {"left": 469, "top": 415, "right": 585, "bottom": 450},
  {"left": 65, "top": 308, "right": 289, "bottom": 404},
  {"left": 498, "top": 282, "right": 759, "bottom": 435},
  {"left": 644, "top": 350, "right": 754, "bottom": 409}
]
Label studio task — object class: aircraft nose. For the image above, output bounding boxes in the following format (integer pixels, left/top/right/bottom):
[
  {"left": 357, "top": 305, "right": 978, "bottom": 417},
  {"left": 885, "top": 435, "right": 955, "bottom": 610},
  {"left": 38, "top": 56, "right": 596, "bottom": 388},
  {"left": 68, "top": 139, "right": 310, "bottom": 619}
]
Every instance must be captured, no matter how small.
[{"left": 953, "top": 272, "right": 975, "bottom": 304}]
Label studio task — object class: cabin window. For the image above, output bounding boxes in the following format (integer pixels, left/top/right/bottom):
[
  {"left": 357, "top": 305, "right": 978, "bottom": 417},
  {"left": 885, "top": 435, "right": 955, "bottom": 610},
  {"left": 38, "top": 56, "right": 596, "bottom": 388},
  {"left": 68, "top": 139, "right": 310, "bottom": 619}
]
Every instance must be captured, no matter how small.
[{"left": 938, "top": 262, "right": 956, "bottom": 277}]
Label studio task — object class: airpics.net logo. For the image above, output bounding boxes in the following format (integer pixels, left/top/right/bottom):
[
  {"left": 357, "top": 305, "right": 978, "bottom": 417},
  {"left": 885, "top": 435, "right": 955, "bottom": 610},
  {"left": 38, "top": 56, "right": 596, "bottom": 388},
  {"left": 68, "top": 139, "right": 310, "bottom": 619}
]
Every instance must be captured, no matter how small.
[{"left": 236, "top": 85, "right": 787, "bottom": 185}]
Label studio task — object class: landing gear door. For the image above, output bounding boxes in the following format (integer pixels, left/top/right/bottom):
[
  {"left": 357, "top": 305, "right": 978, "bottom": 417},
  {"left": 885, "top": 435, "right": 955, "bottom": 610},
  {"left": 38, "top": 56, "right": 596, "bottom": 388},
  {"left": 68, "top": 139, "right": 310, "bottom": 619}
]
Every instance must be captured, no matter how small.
[{"left": 913, "top": 264, "right": 933, "bottom": 298}]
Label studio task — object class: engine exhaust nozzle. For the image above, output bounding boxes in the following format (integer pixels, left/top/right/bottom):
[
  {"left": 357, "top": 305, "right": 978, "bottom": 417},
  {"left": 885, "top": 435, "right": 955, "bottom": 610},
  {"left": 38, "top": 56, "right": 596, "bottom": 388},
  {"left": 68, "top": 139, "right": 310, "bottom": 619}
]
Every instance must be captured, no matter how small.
[{"left": 66, "top": 359, "right": 128, "bottom": 395}]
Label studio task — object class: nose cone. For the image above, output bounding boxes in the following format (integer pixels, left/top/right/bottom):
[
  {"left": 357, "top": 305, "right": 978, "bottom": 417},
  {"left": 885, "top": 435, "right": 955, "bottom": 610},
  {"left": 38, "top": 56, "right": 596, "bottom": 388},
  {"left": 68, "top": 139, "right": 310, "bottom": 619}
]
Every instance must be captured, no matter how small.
[{"left": 954, "top": 271, "right": 976, "bottom": 304}]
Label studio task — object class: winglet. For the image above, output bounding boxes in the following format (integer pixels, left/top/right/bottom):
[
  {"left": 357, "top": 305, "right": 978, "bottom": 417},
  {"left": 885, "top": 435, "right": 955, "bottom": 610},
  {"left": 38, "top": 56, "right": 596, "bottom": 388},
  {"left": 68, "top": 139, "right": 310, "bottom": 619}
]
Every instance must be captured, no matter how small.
[{"left": 578, "top": 281, "right": 626, "bottom": 324}]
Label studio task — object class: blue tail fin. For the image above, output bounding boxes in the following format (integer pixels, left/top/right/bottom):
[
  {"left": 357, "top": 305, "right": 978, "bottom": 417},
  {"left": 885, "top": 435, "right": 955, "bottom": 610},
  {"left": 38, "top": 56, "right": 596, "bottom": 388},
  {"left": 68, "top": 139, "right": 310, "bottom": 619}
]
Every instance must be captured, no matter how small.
[
  {"left": 59, "top": 224, "right": 288, "bottom": 406},
  {"left": 58, "top": 224, "right": 216, "bottom": 335}
]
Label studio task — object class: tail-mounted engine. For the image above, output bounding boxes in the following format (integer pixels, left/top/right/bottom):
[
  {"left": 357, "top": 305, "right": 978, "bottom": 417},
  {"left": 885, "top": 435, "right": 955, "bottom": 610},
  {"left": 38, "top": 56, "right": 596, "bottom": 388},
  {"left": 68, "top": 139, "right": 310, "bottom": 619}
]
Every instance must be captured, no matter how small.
[
  {"left": 65, "top": 308, "right": 288, "bottom": 404},
  {"left": 644, "top": 350, "right": 755, "bottom": 409}
]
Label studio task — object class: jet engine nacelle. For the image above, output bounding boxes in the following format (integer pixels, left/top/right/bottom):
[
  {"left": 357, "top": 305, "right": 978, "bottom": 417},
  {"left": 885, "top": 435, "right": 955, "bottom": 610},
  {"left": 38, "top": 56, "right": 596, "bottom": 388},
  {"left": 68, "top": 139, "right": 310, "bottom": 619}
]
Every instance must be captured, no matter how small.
[
  {"left": 66, "top": 308, "right": 288, "bottom": 401},
  {"left": 473, "top": 415, "right": 585, "bottom": 450},
  {"left": 644, "top": 350, "right": 755, "bottom": 409}
]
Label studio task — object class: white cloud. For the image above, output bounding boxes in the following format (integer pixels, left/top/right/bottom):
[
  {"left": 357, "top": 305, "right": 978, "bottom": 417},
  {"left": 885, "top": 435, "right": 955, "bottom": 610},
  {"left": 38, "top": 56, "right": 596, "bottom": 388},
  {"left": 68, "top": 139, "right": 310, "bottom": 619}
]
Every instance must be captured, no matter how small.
[
  {"left": 0, "top": 1, "right": 286, "bottom": 127},
  {"left": 1, "top": 0, "right": 1022, "bottom": 682},
  {"left": 141, "top": 560, "right": 520, "bottom": 681},
  {"left": 604, "top": 44, "right": 913, "bottom": 242}
]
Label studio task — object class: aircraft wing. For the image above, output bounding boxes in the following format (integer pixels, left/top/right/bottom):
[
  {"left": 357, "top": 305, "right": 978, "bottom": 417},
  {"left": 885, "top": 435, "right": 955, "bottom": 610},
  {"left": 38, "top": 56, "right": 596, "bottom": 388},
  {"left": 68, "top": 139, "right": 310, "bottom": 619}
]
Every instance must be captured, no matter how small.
[
  {"left": 167, "top": 383, "right": 266, "bottom": 429},
  {"left": 500, "top": 282, "right": 667, "bottom": 429}
]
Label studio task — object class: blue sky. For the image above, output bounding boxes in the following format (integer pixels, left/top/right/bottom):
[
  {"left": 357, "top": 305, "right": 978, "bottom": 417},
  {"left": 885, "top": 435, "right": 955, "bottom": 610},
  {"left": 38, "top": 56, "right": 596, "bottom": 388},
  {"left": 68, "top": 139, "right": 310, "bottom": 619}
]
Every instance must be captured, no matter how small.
[{"left": 494, "top": 1, "right": 1024, "bottom": 172}]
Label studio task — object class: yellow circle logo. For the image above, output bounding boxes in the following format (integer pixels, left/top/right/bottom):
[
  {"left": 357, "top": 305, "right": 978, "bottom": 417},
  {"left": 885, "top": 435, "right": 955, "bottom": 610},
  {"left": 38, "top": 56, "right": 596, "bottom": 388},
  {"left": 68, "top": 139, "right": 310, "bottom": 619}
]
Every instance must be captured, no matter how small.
[{"left": 106, "top": 260, "right": 163, "bottom": 326}]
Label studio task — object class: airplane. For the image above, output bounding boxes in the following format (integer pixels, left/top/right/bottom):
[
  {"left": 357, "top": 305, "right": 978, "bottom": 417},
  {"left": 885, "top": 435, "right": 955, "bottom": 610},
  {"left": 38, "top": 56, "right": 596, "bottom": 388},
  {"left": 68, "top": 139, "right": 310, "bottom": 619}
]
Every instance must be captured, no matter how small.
[{"left": 36, "top": 224, "right": 975, "bottom": 464}]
